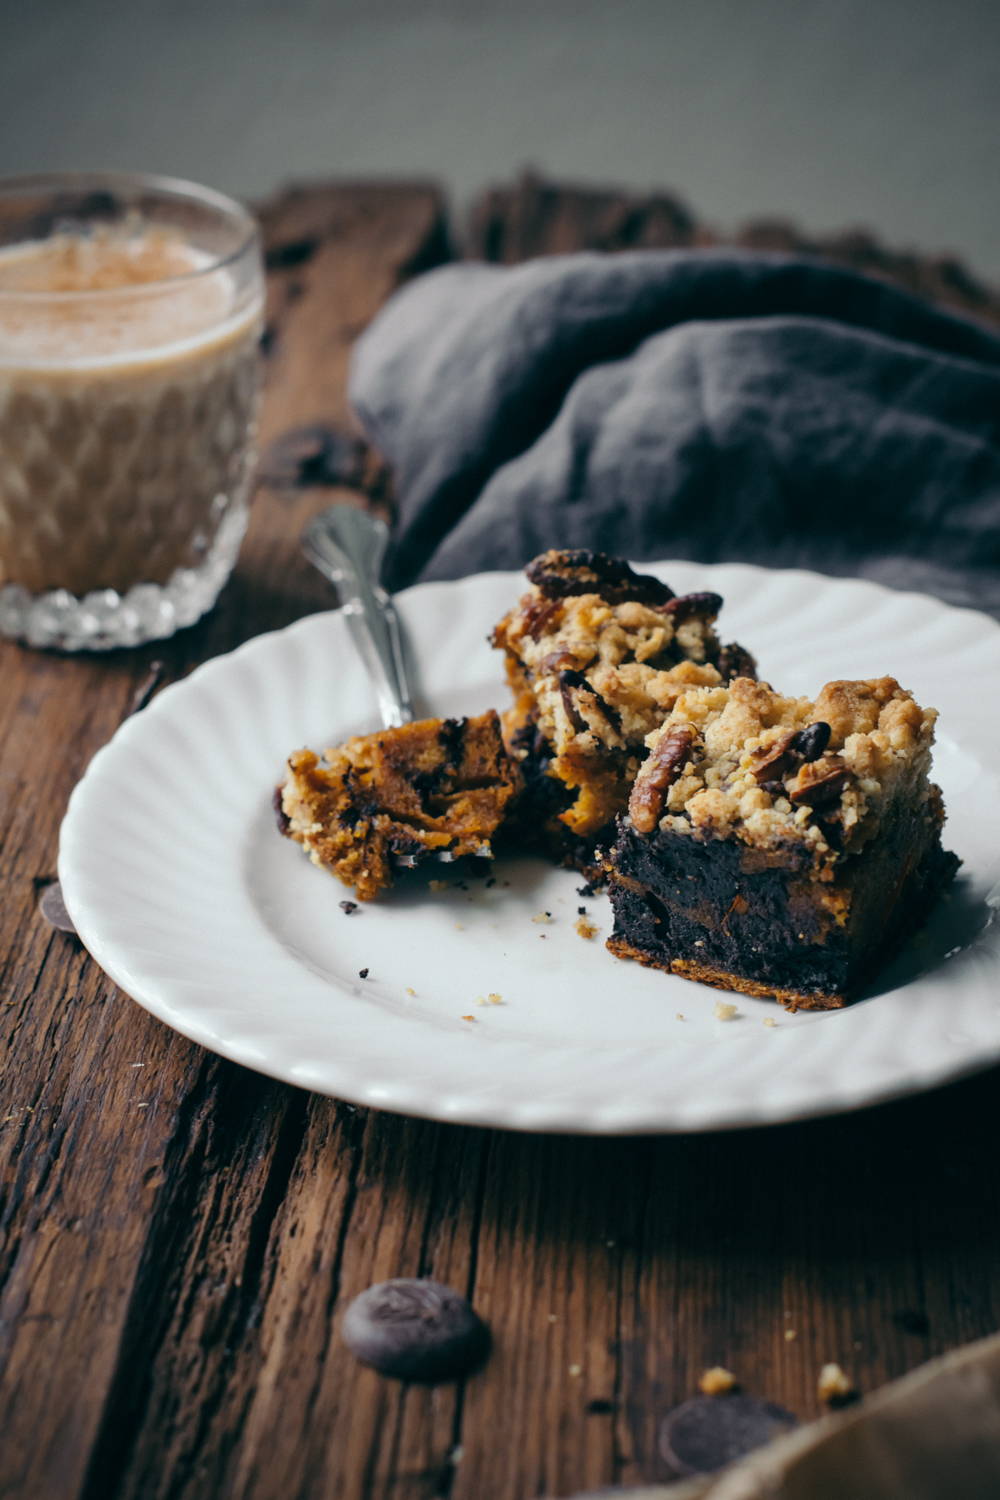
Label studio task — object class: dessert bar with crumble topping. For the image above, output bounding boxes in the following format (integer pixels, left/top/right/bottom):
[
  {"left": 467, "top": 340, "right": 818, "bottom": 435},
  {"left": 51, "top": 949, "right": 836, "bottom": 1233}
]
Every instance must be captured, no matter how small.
[
  {"left": 607, "top": 674, "right": 960, "bottom": 1009},
  {"left": 491, "top": 549, "right": 756, "bottom": 880}
]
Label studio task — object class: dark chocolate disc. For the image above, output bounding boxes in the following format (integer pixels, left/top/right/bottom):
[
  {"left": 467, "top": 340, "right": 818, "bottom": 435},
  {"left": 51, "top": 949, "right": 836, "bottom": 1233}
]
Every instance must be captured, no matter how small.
[
  {"left": 341, "top": 1279, "right": 490, "bottom": 1383},
  {"left": 659, "top": 1394, "right": 798, "bottom": 1475},
  {"left": 40, "top": 880, "right": 77, "bottom": 934}
]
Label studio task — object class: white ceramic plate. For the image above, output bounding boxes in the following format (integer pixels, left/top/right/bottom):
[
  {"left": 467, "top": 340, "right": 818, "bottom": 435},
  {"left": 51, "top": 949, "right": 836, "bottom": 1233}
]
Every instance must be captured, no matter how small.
[{"left": 59, "top": 563, "right": 1000, "bottom": 1133}]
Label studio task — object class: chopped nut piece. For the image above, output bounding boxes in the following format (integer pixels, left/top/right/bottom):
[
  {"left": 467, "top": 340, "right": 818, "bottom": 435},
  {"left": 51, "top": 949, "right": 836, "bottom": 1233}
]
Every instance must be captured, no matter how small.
[
  {"left": 676, "top": 1013, "right": 684, "bottom": 1020},
  {"left": 717, "top": 643, "right": 758, "bottom": 682},
  {"left": 699, "top": 1367, "right": 737, "bottom": 1396},
  {"left": 787, "top": 756, "right": 850, "bottom": 806},
  {"left": 488, "top": 992, "right": 502, "bottom": 1004},
  {"left": 461, "top": 1014, "right": 476, "bottom": 1022},
  {"left": 532, "top": 911, "right": 552, "bottom": 924},
  {"left": 574, "top": 915, "right": 599, "bottom": 939},
  {"left": 525, "top": 548, "right": 674, "bottom": 606},
  {"left": 764, "top": 1016, "right": 775, "bottom": 1028},
  {"left": 817, "top": 1363, "right": 856, "bottom": 1404},
  {"left": 474, "top": 995, "right": 487, "bottom": 1006},
  {"left": 714, "top": 1001, "right": 738, "bottom": 1020},
  {"left": 629, "top": 725, "right": 697, "bottom": 833},
  {"left": 405, "top": 987, "right": 415, "bottom": 996}
]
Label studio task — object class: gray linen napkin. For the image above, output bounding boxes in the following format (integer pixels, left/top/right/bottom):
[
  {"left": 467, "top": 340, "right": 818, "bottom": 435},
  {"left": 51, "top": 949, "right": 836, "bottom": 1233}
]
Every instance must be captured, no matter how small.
[{"left": 348, "top": 249, "right": 1000, "bottom": 615}]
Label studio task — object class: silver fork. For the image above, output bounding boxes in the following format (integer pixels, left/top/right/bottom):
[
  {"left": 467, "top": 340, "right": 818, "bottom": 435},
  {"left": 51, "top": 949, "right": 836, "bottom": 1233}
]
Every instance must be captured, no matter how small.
[{"left": 301, "top": 504, "right": 456, "bottom": 865}]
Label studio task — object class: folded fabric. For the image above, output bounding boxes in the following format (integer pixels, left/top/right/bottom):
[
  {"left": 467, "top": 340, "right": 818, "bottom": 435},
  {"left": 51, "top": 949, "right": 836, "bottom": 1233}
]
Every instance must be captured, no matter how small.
[{"left": 348, "top": 249, "right": 1000, "bottom": 615}]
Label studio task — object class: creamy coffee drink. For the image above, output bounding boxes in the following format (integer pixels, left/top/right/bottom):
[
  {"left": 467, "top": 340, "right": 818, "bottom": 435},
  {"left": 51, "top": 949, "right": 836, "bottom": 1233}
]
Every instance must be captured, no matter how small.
[{"left": 0, "top": 225, "right": 262, "bottom": 598}]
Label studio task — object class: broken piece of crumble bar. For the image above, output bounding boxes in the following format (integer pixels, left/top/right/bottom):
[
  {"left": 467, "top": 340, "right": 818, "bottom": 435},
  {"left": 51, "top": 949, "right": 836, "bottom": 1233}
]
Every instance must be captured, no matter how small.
[{"left": 278, "top": 711, "right": 521, "bottom": 900}]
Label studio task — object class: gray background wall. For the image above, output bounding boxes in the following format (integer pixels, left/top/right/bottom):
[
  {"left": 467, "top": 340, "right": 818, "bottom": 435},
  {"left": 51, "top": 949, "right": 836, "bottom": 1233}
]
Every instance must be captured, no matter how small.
[{"left": 2, "top": 0, "right": 998, "bottom": 278}]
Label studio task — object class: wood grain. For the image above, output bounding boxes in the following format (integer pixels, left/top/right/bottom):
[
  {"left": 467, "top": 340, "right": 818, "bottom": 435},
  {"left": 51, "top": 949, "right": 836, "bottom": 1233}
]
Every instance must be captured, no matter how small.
[
  {"left": 2, "top": 177, "right": 1000, "bottom": 1500},
  {"left": 466, "top": 169, "right": 1000, "bottom": 328}
]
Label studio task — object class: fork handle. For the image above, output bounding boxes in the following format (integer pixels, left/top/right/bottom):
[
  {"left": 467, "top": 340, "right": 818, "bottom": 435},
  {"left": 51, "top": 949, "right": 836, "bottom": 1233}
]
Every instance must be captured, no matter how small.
[{"left": 302, "top": 507, "right": 414, "bottom": 728}]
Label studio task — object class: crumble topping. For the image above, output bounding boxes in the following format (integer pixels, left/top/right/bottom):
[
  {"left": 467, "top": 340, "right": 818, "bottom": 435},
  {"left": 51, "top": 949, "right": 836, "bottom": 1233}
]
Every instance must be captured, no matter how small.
[
  {"left": 628, "top": 675, "right": 939, "bottom": 876},
  {"left": 494, "top": 590, "right": 724, "bottom": 759},
  {"left": 492, "top": 551, "right": 756, "bottom": 840}
]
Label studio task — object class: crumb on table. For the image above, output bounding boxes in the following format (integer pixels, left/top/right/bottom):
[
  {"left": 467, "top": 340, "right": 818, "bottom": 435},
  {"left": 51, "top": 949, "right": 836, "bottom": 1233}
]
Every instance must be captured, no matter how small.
[
  {"left": 698, "top": 1366, "right": 737, "bottom": 1396},
  {"left": 574, "top": 915, "right": 599, "bottom": 939},
  {"left": 714, "top": 1000, "right": 738, "bottom": 1020},
  {"left": 817, "top": 1362, "right": 855, "bottom": 1404}
]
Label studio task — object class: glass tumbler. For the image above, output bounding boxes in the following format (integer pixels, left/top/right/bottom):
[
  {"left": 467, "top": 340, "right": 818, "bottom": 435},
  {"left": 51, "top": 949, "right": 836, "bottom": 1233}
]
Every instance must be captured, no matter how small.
[{"left": 0, "top": 171, "right": 264, "bottom": 650}]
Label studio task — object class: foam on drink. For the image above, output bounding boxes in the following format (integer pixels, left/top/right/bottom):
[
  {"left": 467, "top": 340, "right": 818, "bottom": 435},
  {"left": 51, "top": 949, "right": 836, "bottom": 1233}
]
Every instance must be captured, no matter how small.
[{"left": 0, "top": 222, "right": 262, "bottom": 596}]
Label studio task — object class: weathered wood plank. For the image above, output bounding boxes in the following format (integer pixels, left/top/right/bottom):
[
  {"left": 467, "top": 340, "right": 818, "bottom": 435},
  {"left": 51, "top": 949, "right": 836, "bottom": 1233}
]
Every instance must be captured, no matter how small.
[
  {"left": 454, "top": 1135, "right": 647, "bottom": 1500},
  {"left": 0, "top": 180, "right": 450, "bottom": 1500},
  {"left": 614, "top": 1072, "right": 1000, "bottom": 1488},
  {"left": 465, "top": 169, "right": 1000, "bottom": 327}
]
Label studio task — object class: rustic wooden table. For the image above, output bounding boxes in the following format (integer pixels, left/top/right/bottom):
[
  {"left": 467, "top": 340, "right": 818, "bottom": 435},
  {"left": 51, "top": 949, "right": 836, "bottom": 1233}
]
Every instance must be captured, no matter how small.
[{"left": 2, "top": 179, "right": 999, "bottom": 1500}]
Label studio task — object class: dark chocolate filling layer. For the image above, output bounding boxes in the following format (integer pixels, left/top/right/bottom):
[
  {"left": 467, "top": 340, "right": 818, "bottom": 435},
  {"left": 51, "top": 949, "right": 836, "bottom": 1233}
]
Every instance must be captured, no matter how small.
[{"left": 609, "top": 802, "right": 959, "bottom": 1003}]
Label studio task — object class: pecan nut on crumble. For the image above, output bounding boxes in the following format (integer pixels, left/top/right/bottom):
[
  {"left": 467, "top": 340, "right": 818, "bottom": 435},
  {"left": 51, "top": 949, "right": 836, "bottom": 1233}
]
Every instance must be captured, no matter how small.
[
  {"left": 490, "top": 549, "right": 757, "bottom": 881},
  {"left": 277, "top": 712, "right": 522, "bottom": 901},
  {"left": 607, "top": 675, "right": 960, "bottom": 1009}
]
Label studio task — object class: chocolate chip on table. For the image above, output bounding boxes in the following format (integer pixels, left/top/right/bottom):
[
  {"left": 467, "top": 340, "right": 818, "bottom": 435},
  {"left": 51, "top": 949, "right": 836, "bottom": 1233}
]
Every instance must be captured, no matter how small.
[
  {"left": 659, "top": 1395, "right": 798, "bottom": 1476},
  {"left": 340, "top": 900, "right": 358, "bottom": 914},
  {"left": 358, "top": 968, "right": 369, "bottom": 978},
  {"left": 341, "top": 1279, "right": 490, "bottom": 1383},
  {"left": 894, "top": 1308, "right": 930, "bottom": 1336},
  {"left": 39, "top": 880, "right": 77, "bottom": 934}
]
